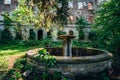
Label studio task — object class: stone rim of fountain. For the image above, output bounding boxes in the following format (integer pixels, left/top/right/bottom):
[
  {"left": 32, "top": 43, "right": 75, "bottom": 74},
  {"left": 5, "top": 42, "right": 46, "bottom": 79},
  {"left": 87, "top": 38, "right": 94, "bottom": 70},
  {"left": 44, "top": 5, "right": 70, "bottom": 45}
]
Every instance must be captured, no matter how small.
[
  {"left": 26, "top": 48, "right": 113, "bottom": 76},
  {"left": 57, "top": 35, "right": 76, "bottom": 40},
  {"left": 26, "top": 48, "right": 112, "bottom": 64},
  {"left": 26, "top": 34, "right": 113, "bottom": 76}
]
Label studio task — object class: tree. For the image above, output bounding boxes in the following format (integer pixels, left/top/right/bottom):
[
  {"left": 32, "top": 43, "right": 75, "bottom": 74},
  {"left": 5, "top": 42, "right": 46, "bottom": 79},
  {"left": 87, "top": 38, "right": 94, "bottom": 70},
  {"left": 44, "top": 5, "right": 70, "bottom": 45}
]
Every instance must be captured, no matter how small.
[
  {"left": 0, "top": 13, "right": 13, "bottom": 43},
  {"left": 11, "top": 0, "right": 69, "bottom": 29},
  {"left": 1, "top": 29, "right": 13, "bottom": 42},
  {"left": 1, "top": 13, "right": 13, "bottom": 27},
  {"left": 94, "top": 0, "right": 120, "bottom": 54},
  {"left": 55, "top": 0, "right": 69, "bottom": 25},
  {"left": 76, "top": 16, "right": 89, "bottom": 40},
  {"left": 11, "top": 0, "right": 34, "bottom": 25}
]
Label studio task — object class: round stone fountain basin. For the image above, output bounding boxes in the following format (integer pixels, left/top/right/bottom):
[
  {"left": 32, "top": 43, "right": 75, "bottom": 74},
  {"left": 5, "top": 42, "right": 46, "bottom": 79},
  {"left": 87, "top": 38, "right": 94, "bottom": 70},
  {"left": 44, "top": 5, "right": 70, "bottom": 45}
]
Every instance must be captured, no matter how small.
[{"left": 26, "top": 48, "right": 113, "bottom": 76}]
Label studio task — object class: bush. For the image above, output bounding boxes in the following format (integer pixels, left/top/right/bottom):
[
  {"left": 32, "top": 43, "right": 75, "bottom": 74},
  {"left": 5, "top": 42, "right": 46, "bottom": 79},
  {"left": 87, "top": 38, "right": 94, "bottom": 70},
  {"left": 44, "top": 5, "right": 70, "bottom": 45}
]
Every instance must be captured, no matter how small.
[
  {"left": 15, "top": 31, "right": 22, "bottom": 40},
  {"left": 19, "top": 40, "right": 40, "bottom": 47},
  {"left": 89, "top": 30, "right": 97, "bottom": 40},
  {"left": 78, "top": 30, "right": 84, "bottom": 40},
  {"left": 68, "top": 30, "right": 74, "bottom": 35},
  {"left": 29, "top": 29, "right": 35, "bottom": 40},
  {"left": 57, "top": 30, "right": 66, "bottom": 36},
  {"left": 0, "top": 56, "right": 8, "bottom": 71},
  {"left": 0, "top": 28, "right": 13, "bottom": 43}
]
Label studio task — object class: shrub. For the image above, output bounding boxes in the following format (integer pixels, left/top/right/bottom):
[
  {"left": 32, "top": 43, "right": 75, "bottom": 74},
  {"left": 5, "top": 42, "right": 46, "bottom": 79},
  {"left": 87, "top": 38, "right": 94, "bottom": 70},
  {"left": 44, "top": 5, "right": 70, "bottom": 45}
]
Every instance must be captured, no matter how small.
[
  {"left": 78, "top": 30, "right": 84, "bottom": 40},
  {"left": 57, "top": 30, "right": 67, "bottom": 36},
  {"left": 68, "top": 30, "right": 74, "bottom": 35},
  {"left": 0, "top": 28, "right": 13, "bottom": 43},
  {"left": 29, "top": 29, "right": 35, "bottom": 40},
  {"left": 15, "top": 31, "right": 22, "bottom": 40},
  {"left": 89, "top": 30, "right": 97, "bottom": 40},
  {"left": 38, "top": 48, "right": 56, "bottom": 67},
  {"left": 0, "top": 56, "right": 8, "bottom": 71}
]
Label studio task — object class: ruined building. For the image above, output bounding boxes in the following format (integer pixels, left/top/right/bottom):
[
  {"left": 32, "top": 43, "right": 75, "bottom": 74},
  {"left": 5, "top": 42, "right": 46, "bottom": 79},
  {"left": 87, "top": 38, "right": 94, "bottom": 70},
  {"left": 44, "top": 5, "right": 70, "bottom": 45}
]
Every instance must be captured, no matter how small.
[{"left": 0, "top": 0, "right": 105, "bottom": 41}]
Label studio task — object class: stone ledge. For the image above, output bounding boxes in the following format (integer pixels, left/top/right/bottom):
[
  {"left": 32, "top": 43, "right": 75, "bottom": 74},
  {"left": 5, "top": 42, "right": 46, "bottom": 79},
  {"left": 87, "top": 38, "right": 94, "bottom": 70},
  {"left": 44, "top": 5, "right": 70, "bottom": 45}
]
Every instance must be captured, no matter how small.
[{"left": 26, "top": 48, "right": 113, "bottom": 76}]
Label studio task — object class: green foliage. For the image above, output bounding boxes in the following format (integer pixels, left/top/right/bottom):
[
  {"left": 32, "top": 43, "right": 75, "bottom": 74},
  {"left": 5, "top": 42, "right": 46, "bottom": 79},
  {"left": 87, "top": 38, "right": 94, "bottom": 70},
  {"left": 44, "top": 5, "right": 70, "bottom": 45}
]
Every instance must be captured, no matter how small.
[
  {"left": 76, "top": 16, "right": 90, "bottom": 40},
  {"left": 38, "top": 48, "right": 47, "bottom": 55},
  {"left": 102, "top": 73, "right": 110, "bottom": 80},
  {"left": 55, "top": 0, "right": 69, "bottom": 24},
  {"left": 1, "top": 13, "right": 13, "bottom": 27},
  {"left": 68, "top": 30, "right": 74, "bottom": 35},
  {"left": 94, "top": 0, "right": 120, "bottom": 54},
  {"left": 11, "top": 0, "right": 69, "bottom": 30},
  {"left": 76, "top": 16, "right": 90, "bottom": 30},
  {"left": 3, "top": 57, "right": 32, "bottom": 80},
  {"left": 0, "top": 56, "right": 8, "bottom": 71},
  {"left": 11, "top": 0, "right": 34, "bottom": 25},
  {"left": 57, "top": 30, "right": 67, "bottom": 36},
  {"left": 15, "top": 31, "right": 22, "bottom": 40},
  {"left": 0, "top": 43, "right": 35, "bottom": 58},
  {"left": 89, "top": 30, "right": 97, "bottom": 40},
  {"left": 0, "top": 28, "right": 13, "bottom": 43},
  {"left": 18, "top": 40, "right": 40, "bottom": 47},
  {"left": 78, "top": 30, "right": 84, "bottom": 40},
  {"left": 13, "top": 58, "right": 26, "bottom": 69},
  {"left": 38, "top": 48, "right": 56, "bottom": 67},
  {"left": 73, "top": 40, "right": 92, "bottom": 48},
  {"left": 29, "top": 29, "right": 36, "bottom": 40}
]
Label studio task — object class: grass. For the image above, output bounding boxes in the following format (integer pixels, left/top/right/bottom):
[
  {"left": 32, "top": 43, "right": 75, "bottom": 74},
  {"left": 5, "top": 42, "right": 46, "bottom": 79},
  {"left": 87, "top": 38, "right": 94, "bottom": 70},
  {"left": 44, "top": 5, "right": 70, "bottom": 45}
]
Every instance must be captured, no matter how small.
[
  {"left": 0, "top": 56, "right": 8, "bottom": 71},
  {"left": 0, "top": 44, "right": 39, "bottom": 71},
  {"left": 0, "top": 44, "right": 40, "bottom": 57},
  {"left": 0, "top": 40, "right": 92, "bottom": 71}
]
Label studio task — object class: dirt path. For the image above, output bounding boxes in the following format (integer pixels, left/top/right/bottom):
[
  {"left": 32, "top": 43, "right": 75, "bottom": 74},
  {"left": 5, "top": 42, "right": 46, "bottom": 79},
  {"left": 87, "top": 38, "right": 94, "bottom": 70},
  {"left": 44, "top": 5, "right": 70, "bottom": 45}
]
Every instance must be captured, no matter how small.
[
  {"left": 0, "top": 55, "right": 22, "bottom": 80},
  {"left": 8, "top": 55, "right": 22, "bottom": 69}
]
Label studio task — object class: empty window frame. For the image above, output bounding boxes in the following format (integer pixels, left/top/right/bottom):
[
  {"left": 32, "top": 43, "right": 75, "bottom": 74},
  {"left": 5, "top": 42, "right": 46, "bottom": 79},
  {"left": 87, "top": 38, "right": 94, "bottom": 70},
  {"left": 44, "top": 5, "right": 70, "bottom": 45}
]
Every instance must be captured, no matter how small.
[
  {"left": 4, "top": 0, "right": 11, "bottom": 5},
  {"left": 78, "top": 2, "right": 83, "bottom": 9},
  {"left": 88, "top": 2, "right": 93, "bottom": 10},
  {"left": 68, "top": 1, "right": 73, "bottom": 8}
]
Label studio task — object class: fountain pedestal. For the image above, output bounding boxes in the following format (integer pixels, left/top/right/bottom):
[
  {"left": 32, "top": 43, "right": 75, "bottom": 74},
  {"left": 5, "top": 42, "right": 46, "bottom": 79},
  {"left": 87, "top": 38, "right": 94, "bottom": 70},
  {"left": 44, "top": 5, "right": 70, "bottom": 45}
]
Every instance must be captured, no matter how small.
[{"left": 57, "top": 35, "right": 76, "bottom": 57}]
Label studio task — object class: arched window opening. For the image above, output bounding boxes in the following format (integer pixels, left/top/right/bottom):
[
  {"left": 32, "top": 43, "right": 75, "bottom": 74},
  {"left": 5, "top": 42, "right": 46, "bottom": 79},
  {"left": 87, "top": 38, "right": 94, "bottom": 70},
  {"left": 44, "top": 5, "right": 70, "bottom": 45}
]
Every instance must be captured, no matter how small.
[{"left": 38, "top": 29, "right": 43, "bottom": 40}]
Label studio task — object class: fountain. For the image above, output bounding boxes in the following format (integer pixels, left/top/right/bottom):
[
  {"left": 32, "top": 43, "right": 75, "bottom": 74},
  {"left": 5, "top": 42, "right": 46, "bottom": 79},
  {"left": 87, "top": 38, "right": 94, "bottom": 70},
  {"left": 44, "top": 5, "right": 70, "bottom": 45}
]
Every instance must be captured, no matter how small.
[
  {"left": 57, "top": 35, "right": 76, "bottom": 57},
  {"left": 26, "top": 34, "right": 113, "bottom": 77}
]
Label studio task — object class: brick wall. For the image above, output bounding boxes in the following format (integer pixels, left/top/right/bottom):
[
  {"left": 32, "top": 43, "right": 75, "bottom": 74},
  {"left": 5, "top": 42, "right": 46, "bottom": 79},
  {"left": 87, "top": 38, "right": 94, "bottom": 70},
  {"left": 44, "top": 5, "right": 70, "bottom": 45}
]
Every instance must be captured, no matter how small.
[
  {"left": 68, "top": 0, "right": 97, "bottom": 24},
  {"left": 0, "top": 0, "right": 18, "bottom": 13}
]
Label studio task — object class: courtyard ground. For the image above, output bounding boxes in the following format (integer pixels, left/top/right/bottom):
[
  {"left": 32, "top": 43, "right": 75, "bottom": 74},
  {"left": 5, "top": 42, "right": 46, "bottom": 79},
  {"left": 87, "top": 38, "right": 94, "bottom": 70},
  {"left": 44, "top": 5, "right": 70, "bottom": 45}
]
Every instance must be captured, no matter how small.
[{"left": 0, "top": 44, "right": 40, "bottom": 70}]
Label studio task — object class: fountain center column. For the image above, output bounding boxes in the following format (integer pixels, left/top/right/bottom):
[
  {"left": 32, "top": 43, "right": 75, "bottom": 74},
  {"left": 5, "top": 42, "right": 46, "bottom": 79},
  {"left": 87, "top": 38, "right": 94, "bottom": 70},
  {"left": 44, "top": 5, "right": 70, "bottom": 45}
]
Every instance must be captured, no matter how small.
[
  {"left": 57, "top": 35, "right": 76, "bottom": 57},
  {"left": 63, "top": 39, "right": 72, "bottom": 57}
]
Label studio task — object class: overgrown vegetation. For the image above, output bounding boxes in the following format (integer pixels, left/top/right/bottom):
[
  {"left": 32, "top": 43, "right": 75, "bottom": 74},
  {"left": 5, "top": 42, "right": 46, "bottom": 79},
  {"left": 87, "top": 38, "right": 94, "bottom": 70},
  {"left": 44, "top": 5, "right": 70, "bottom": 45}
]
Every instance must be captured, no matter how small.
[
  {"left": 0, "top": 56, "right": 8, "bottom": 71},
  {"left": 0, "top": 28, "right": 13, "bottom": 43},
  {"left": 1, "top": 0, "right": 120, "bottom": 79},
  {"left": 94, "top": 0, "right": 120, "bottom": 55},
  {"left": 93, "top": 0, "right": 120, "bottom": 71},
  {"left": 11, "top": 0, "right": 69, "bottom": 29},
  {"left": 76, "top": 16, "right": 90, "bottom": 40},
  {"left": 37, "top": 48, "right": 56, "bottom": 67},
  {"left": 3, "top": 50, "right": 69, "bottom": 80},
  {"left": 3, "top": 56, "right": 111, "bottom": 80}
]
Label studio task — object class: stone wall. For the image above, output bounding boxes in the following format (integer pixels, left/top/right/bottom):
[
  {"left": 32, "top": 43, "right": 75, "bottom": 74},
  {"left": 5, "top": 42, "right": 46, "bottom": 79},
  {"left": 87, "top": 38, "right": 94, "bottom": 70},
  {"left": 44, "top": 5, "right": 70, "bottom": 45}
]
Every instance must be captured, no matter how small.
[
  {"left": 0, "top": 0, "right": 18, "bottom": 13},
  {"left": 26, "top": 48, "right": 113, "bottom": 77},
  {"left": 0, "top": 0, "right": 104, "bottom": 41},
  {"left": 68, "top": 0, "right": 97, "bottom": 24}
]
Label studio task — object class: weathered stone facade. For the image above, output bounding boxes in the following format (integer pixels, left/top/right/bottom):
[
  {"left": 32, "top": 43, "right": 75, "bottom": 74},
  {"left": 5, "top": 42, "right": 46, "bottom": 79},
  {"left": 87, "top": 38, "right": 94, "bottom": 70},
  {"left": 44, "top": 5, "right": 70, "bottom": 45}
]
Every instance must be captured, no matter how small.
[
  {"left": 68, "top": 0, "right": 97, "bottom": 24},
  {"left": 0, "top": 0, "right": 105, "bottom": 41},
  {"left": 0, "top": 0, "right": 18, "bottom": 13}
]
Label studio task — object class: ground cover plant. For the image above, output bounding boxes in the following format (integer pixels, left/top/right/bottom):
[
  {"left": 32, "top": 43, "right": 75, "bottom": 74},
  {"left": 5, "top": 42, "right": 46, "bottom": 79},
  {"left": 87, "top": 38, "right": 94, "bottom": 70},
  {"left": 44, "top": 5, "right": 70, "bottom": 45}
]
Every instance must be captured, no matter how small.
[
  {"left": 3, "top": 55, "right": 111, "bottom": 80},
  {"left": 0, "top": 39, "right": 118, "bottom": 80},
  {"left": 0, "top": 39, "right": 92, "bottom": 71}
]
